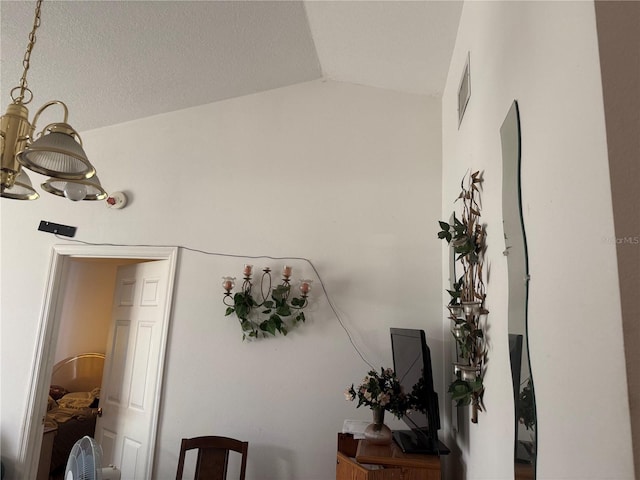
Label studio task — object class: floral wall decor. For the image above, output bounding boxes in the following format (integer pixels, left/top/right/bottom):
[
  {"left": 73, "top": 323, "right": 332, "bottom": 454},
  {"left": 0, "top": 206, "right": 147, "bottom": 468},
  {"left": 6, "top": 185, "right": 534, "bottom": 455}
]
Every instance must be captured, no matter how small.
[
  {"left": 438, "top": 171, "right": 488, "bottom": 423},
  {"left": 222, "top": 264, "right": 311, "bottom": 340}
]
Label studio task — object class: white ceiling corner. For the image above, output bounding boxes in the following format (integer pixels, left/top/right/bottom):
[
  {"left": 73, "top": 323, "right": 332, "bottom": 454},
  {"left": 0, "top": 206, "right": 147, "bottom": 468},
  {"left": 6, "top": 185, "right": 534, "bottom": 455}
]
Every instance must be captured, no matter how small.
[
  {"left": 1, "top": 0, "right": 462, "bottom": 133},
  {"left": 304, "top": 0, "right": 463, "bottom": 97}
]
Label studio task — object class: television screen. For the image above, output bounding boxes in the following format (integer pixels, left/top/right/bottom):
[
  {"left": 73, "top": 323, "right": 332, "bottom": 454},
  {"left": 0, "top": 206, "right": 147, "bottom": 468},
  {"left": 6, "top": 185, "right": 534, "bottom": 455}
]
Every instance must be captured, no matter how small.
[{"left": 390, "top": 328, "right": 448, "bottom": 455}]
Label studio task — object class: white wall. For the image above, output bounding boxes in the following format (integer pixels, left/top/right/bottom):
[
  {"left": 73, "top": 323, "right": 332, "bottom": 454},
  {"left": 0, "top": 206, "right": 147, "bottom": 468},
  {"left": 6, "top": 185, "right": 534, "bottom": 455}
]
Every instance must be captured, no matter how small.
[
  {"left": 441, "top": 2, "right": 634, "bottom": 479},
  {"left": 53, "top": 260, "right": 116, "bottom": 364},
  {"left": 0, "top": 80, "right": 443, "bottom": 479}
]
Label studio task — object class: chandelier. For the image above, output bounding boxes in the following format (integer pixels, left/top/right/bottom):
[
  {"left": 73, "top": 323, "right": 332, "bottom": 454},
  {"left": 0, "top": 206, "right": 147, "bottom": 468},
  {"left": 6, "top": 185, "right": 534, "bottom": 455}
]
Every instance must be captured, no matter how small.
[{"left": 0, "top": 0, "right": 106, "bottom": 201}]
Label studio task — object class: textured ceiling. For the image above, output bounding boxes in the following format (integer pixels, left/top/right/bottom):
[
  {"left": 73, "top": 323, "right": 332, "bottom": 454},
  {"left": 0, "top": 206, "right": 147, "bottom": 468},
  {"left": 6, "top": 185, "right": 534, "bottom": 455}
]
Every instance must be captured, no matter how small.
[{"left": 1, "top": 1, "right": 462, "bottom": 133}]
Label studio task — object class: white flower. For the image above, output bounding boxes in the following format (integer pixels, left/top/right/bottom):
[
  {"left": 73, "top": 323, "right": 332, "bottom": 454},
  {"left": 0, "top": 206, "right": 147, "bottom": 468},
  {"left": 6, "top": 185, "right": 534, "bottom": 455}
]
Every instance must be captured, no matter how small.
[{"left": 344, "top": 388, "right": 355, "bottom": 401}]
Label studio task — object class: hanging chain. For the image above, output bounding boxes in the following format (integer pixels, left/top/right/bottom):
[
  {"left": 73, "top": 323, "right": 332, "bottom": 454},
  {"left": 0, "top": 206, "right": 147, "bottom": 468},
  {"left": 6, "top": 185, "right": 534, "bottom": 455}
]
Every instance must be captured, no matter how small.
[{"left": 13, "top": 0, "right": 43, "bottom": 104}]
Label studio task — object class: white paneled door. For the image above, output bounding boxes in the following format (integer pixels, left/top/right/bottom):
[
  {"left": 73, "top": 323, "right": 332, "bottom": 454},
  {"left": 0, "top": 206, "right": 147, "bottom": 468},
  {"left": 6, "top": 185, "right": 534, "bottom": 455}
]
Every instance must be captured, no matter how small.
[{"left": 95, "top": 260, "right": 171, "bottom": 479}]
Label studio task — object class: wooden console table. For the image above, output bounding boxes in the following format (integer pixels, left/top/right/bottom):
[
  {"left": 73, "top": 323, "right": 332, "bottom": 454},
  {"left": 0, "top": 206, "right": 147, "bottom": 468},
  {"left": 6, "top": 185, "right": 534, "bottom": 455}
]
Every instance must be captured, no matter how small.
[{"left": 336, "top": 433, "right": 442, "bottom": 480}]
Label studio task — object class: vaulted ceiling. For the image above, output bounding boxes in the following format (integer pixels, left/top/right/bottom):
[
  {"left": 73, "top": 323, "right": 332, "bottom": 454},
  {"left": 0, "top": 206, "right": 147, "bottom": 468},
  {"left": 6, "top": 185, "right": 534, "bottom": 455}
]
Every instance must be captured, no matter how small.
[{"left": 1, "top": 1, "right": 462, "bottom": 132}]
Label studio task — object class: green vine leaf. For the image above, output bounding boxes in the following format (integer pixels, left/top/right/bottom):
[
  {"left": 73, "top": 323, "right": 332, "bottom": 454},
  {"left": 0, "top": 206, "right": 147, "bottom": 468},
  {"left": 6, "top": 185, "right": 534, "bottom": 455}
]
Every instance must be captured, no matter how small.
[
  {"left": 449, "top": 379, "right": 472, "bottom": 405},
  {"left": 437, "top": 230, "right": 452, "bottom": 242},
  {"left": 260, "top": 320, "right": 276, "bottom": 336},
  {"left": 469, "top": 378, "right": 484, "bottom": 393},
  {"left": 224, "top": 277, "right": 311, "bottom": 340},
  {"left": 272, "top": 285, "right": 290, "bottom": 301},
  {"left": 235, "top": 303, "right": 250, "bottom": 320}
]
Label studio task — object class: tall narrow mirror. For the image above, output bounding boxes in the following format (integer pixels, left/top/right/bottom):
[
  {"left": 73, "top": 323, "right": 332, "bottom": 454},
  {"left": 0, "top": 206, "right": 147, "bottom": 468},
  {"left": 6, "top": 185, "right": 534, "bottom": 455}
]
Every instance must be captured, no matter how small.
[{"left": 501, "top": 100, "right": 536, "bottom": 479}]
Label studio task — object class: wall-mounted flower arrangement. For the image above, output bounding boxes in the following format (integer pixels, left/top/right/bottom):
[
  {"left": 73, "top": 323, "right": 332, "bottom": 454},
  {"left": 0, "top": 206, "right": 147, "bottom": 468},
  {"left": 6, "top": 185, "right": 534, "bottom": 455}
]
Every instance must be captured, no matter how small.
[
  {"left": 222, "top": 265, "right": 311, "bottom": 340},
  {"left": 438, "top": 171, "right": 488, "bottom": 423}
]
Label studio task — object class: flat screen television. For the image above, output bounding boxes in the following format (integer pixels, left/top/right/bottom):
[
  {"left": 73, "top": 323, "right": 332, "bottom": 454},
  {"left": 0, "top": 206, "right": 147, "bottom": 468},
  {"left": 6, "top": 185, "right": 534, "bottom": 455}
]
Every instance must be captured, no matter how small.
[{"left": 390, "top": 328, "right": 449, "bottom": 455}]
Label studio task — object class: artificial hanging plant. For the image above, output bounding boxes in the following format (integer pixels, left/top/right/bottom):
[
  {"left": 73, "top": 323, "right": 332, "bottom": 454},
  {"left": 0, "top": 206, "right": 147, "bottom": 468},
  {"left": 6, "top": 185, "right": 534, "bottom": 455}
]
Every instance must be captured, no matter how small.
[{"left": 438, "top": 171, "right": 488, "bottom": 423}]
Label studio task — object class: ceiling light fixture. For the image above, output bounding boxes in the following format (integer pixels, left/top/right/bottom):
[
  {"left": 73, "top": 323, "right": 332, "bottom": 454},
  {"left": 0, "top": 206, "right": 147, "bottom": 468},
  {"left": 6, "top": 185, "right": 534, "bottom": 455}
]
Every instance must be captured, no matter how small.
[{"left": 0, "top": 0, "right": 106, "bottom": 201}]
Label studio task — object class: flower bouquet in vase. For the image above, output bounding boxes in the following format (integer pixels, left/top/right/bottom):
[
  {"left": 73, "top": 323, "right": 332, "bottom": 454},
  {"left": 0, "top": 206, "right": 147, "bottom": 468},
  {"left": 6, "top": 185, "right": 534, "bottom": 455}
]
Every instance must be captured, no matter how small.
[{"left": 345, "top": 368, "right": 409, "bottom": 445}]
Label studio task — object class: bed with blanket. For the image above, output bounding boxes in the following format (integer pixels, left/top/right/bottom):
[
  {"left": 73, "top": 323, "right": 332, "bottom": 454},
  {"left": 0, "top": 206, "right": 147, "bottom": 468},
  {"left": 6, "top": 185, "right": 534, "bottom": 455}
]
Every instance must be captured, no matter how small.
[{"left": 44, "top": 353, "right": 104, "bottom": 478}]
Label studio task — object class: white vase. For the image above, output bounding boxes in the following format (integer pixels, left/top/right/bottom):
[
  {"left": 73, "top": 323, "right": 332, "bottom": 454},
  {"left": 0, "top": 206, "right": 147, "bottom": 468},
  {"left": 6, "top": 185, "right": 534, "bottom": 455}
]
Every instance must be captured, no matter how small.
[{"left": 363, "top": 408, "right": 393, "bottom": 445}]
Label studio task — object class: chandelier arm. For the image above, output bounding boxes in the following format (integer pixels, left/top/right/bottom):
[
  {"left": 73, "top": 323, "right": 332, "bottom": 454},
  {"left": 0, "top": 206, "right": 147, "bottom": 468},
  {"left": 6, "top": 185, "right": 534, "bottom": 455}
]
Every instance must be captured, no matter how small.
[
  {"left": 31, "top": 101, "right": 71, "bottom": 134},
  {"left": 12, "top": 0, "right": 43, "bottom": 104}
]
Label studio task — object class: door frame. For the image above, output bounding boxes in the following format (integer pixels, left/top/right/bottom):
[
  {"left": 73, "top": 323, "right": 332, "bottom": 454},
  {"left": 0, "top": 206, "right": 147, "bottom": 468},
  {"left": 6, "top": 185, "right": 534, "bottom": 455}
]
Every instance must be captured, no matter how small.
[{"left": 18, "top": 244, "right": 178, "bottom": 480}]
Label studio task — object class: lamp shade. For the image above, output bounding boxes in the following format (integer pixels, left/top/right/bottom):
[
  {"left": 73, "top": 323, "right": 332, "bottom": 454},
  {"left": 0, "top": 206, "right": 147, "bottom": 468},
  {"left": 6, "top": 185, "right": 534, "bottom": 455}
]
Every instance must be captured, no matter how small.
[
  {"left": 41, "top": 175, "right": 107, "bottom": 201},
  {"left": 0, "top": 169, "right": 39, "bottom": 200},
  {"left": 18, "top": 127, "right": 95, "bottom": 180}
]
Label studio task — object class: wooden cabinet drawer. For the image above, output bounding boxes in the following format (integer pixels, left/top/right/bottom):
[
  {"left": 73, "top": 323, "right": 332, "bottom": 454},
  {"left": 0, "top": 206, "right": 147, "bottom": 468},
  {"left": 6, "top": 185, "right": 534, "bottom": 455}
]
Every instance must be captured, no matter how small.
[
  {"left": 336, "top": 433, "right": 443, "bottom": 480},
  {"left": 337, "top": 452, "right": 401, "bottom": 480}
]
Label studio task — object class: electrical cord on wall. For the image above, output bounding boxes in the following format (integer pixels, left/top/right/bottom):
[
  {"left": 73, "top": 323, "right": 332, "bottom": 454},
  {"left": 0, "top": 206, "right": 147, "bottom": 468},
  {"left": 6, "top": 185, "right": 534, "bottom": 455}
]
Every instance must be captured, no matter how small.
[{"left": 54, "top": 234, "right": 375, "bottom": 369}]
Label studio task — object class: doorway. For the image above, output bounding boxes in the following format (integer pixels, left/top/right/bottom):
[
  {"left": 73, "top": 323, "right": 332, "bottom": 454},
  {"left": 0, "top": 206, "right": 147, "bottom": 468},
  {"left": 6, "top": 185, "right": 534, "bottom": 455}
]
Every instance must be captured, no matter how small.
[{"left": 18, "top": 245, "right": 178, "bottom": 480}]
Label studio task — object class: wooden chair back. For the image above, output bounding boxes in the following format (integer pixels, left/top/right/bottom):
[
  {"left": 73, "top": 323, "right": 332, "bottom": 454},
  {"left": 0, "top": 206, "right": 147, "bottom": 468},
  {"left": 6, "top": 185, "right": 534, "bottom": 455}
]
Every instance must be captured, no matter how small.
[{"left": 176, "top": 436, "right": 248, "bottom": 480}]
